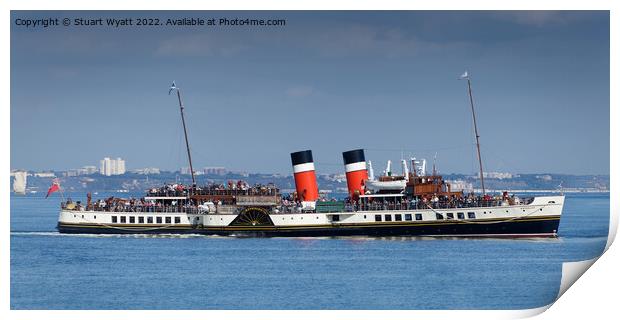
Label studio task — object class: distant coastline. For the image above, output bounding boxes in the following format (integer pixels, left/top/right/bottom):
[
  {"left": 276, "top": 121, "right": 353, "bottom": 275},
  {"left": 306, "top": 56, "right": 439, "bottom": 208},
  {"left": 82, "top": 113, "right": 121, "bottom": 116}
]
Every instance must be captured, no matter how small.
[{"left": 10, "top": 170, "right": 609, "bottom": 195}]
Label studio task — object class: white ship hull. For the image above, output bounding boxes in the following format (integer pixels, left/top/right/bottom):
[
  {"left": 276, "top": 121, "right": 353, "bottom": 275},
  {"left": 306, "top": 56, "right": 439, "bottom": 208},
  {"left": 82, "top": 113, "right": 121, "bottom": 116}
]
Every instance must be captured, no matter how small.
[{"left": 57, "top": 196, "right": 564, "bottom": 237}]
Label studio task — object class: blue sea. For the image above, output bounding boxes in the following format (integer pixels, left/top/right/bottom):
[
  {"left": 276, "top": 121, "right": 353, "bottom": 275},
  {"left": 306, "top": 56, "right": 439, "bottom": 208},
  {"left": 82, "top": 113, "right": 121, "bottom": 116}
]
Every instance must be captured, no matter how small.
[{"left": 10, "top": 192, "right": 609, "bottom": 310}]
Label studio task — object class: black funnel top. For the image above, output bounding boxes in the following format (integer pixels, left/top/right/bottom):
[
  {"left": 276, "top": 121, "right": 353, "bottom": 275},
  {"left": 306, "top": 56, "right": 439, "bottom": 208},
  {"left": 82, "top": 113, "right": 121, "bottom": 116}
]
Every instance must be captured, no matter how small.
[
  {"left": 342, "top": 149, "right": 365, "bottom": 165},
  {"left": 291, "top": 150, "right": 314, "bottom": 165}
]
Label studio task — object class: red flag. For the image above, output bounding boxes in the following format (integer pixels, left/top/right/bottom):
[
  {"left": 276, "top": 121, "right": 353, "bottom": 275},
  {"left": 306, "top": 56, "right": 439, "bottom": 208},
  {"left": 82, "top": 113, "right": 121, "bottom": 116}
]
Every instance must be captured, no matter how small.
[{"left": 46, "top": 179, "right": 61, "bottom": 198}]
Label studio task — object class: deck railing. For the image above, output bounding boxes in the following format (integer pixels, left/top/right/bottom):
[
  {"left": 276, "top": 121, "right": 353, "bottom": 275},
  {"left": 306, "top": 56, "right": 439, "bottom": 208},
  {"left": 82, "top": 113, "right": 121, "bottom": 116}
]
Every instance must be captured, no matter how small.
[
  {"left": 147, "top": 188, "right": 279, "bottom": 198},
  {"left": 63, "top": 197, "right": 534, "bottom": 214}
]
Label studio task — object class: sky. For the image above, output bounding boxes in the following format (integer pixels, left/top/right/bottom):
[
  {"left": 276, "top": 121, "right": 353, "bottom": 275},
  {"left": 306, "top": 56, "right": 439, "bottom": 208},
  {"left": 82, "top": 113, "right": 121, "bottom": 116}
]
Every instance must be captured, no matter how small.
[{"left": 10, "top": 11, "right": 609, "bottom": 175}]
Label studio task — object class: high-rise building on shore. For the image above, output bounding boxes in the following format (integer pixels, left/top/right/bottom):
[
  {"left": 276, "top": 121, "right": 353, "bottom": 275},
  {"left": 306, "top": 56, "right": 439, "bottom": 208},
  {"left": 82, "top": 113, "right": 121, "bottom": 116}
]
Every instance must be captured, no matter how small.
[{"left": 99, "top": 157, "right": 126, "bottom": 176}]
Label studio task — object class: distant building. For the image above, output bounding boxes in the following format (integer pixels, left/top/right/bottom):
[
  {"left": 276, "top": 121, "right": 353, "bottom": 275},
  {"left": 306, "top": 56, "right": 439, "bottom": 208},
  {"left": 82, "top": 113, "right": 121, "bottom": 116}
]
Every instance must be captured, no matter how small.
[
  {"left": 132, "top": 167, "right": 161, "bottom": 175},
  {"left": 82, "top": 166, "right": 98, "bottom": 174},
  {"left": 100, "top": 157, "right": 126, "bottom": 176},
  {"left": 448, "top": 180, "right": 474, "bottom": 192},
  {"left": 323, "top": 173, "right": 346, "bottom": 183},
  {"left": 63, "top": 169, "right": 79, "bottom": 177},
  {"left": 481, "top": 172, "right": 516, "bottom": 180},
  {"left": 34, "top": 172, "right": 56, "bottom": 178},
  {"left": 203, "top": 167, "right": 227, "bottom": 175},
  {"left": 180, "top": 167, "right": 192, "bottom": 175},
  {"left": 536, "top": 174, "right": 553, "bottom": 181}
]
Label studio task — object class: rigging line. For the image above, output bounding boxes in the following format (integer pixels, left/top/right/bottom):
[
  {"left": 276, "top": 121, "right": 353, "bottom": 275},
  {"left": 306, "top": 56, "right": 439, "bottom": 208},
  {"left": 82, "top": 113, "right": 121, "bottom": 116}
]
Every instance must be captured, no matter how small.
[
  {"left": 315, "top": 162, "right": 346, "bottom": 166},
  {"left": 365, "top": 144, "right": 474, "bottom": 153}
]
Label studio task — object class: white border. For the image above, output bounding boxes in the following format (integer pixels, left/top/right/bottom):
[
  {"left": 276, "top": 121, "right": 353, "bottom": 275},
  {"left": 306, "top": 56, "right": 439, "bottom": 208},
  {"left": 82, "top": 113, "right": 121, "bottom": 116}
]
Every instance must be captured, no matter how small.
[
  {"left": 345, "top": 162, "right": 367, "bottom": 173},
  {"left": 3, "top": 1, "right": 617, "bottom": 319},
  {"left": 293, "top": 163, "right": 315, "bottom": 174}
]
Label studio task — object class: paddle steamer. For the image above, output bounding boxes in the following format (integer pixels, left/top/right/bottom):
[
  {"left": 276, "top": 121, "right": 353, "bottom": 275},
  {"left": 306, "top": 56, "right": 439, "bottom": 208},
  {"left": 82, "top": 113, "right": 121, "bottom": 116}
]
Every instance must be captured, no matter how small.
[{"left": 57, "top": 77, "right": 564, "bottom": 237}]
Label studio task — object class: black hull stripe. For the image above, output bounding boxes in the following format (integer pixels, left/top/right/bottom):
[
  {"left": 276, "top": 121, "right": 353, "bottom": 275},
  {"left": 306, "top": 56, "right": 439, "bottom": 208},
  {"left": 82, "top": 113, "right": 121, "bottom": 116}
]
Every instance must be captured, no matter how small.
[
  {"left": 58, "top": 215, "right": 560, "bottom": 230},
  {"left": 57, "top": 217, "right": 560, "bottom": 237}
]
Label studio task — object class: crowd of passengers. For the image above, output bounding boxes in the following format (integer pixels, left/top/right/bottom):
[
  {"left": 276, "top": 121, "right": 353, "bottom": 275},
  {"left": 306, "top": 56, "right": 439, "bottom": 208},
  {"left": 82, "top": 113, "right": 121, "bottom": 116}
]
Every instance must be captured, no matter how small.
[
  {"left": 350, "top": 191, "right": 523, "bottom": 211},
  {"left": 62, "top": 180, "right": 523, "bottom": 213},
  {"left": 62, "top": 197, "right": 200, "bottom": 212},
  {"left": 146, "top": 181, "right": 278, "bottom": 197}
]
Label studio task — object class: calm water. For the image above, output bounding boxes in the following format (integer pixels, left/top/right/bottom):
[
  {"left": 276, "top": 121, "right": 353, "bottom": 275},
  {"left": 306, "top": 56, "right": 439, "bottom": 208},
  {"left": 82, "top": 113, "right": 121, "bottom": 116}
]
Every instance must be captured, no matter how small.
[{"left": 10, "top": 192, "right": 609, "bottom": 309}]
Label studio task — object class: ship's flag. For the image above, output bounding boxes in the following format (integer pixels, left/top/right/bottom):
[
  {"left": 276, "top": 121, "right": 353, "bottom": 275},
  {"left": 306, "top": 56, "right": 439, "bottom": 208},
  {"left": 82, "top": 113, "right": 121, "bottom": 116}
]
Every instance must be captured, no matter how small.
[
  {"left": 168, "top": 81, "right": 177, "bottom": 95},
  {"left": 459, "top": 70, "right": 470, "bottom": 80},
  {"left": 46, "top": 178, "right": 61, "bottom": 198}
]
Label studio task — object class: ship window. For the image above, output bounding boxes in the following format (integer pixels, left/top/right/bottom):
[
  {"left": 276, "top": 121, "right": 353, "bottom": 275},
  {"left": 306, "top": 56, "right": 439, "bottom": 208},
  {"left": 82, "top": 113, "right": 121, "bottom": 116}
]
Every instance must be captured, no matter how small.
[
  {"left": 174, "top": 217, "right": 181, "bottom": 224},
  {"left": 447, "top": 213, "right": 454, "bottom": 219},
  {"left": 364, "top": 215, "right": 367, "bottom": 219},
  {"left": 405, "top": 214, "right": 412, "bottom": 221},
  {"left": 415, "top": 214, "right": 423, "bottom": 221},
  {"left": 384, "top": 215, "right": 392, "bottom": 222},
  {"left": 165, "top": 217, "right": 172, "bottom": 224},
  {"left": 375, "top": 215, "right": 382, "bottom": 222},
  {"left": 138, "top": 216, "right": 144, "bottom": 223},
  {"left": 395, "top": 214, "right": 402, "bottom": 221},
  {"left": 468, "top": 212, "right": 476, "bottom": 219},
  {"left": 156, "top": 217, "right": 162, "bottom": 223},
  {"left": 112, "top": 216, "right": 117, "bottom": 223},
  {"left": 457, "top": 212, "right": 465, "bottom": 219},
  {"left": 120, "top": 216, "right": 126, "bottom": 223},
  {"left": 436, "top": 213, "right": 444, "bottom": 220},
  {"left": 332, "top": 215, "right": 340, "bottom": 222},
  {"left": 129, "top": 216, "right": 135, "bottom": 223},
  {"left": 94, "top": 215, "right": 96, "bottom": 219},
  {"left": 147, "top": 217, "right": 153, "bottom": 223}
]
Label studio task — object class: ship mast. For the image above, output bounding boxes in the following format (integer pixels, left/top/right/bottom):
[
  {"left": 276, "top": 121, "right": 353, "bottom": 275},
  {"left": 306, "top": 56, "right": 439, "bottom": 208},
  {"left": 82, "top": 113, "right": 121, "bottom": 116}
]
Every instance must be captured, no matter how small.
[
  {"left": 460, "top": 71, "right": 485, "bottom": 195},
  {"left": 169, "top": 81, "right": 196, "bottom": 188}
]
